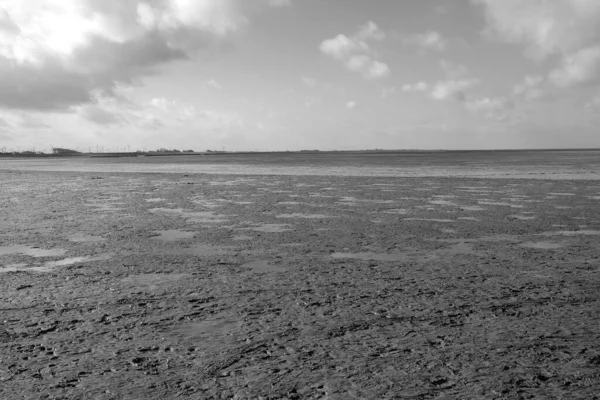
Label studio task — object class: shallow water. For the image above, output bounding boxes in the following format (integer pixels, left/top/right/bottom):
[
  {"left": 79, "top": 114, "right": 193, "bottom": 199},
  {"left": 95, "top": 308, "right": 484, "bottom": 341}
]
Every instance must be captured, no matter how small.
[{"left": 0, "top": 245, "right": 66, "bottom": 258}]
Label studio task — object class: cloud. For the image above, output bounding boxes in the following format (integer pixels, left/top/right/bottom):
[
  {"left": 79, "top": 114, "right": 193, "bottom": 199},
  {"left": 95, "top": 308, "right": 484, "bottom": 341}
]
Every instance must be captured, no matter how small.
[
  {"left": 78, "top": 104, "right": 123, "bottom": 125},
  {"left": 346, "top": 101, "right": 357, "bottom": 109},
  {"left": 474, "top": 0, "right": 600, "bottom": 58},
  {"left": 549, "top": 45, "right": 600, "bottom": 87},
  {"left": 512, "top": 75, "right": 545, "bottom": 100},
  {"left": 319, "top": 34, "right": 368, "bottom": 60},
  {"left": 402, "top": 30, "right": 448, "bottom": 52},
  {"left": 207, "top": 79, "right": 222, "bottom": 89},
  {"left": 301, "top": 76, "right": 317, "bottom": 87},
  {"left": 431, "top": 79, "right": 480, "bottom": 101},
  {"left": 402, "top": 82, "right": 429, "bottom": 93},
  {"left": 319, "top": 21, "right": 390, "bottom": 80},
  {"left": 440, "top": 60, "right": 469, "bottom": 79},
  {"left": 475, "top": 0, "right": 600, "bottom": 91},
  {"left": 465, "top": 97, "right": 513, "bottom": 114},
  {"left": 0, "top": 0, "right": 286, "bottom": 112}
]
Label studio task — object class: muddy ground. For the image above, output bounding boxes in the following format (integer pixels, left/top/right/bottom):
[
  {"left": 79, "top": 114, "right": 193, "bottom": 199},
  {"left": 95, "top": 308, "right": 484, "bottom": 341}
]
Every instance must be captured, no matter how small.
[{"left": 0, "top": 169, "right": 599, "bottom": 399}]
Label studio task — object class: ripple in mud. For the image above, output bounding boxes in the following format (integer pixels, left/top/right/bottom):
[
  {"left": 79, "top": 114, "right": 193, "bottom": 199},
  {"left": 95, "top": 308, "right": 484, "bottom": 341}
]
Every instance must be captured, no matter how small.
[
  {"left": 331, "top": 252, "right": 408, "bottom": 262},
  {"left": 519, "top": 242, "right": 564, "bottom": 249},
  {"left": 246, "top": 224, "right": 292, "bottom": 233},
  {"left": 544, "top": 230, "right": 600, "bottom": 236},
  {"left": 0, "top": 245, "right": 66, "bottom": 258},
  {"left": 145, "top": 198, "right": 166, "bottom": 203},
  {"left": 478, "top": 201, "right": 524, "bottom": 208},
  {"left": 231, "top": 234, "right": 253, "bottom": 241},
  {"left": 460, "top": 206, "right": 485, "bottom": 211},
  {"left": 66, "top": 234, "right": 105, "bottom": 243},
  {"left": 381, "top": 208, "right": 409, "bottom": 215},
  {"left": 404, "top": 218, "right": 454, "bottom": 223},
  {"left": 149, "top": 208, "right": 229, "bottom": 224},
  {"left": 242, "top": 260, "right": 285, "bottom": 273},
  {"left": 152, "top": 230, "right": 196, "bottom": 242},
  {"left": 181, "top": 244, "right": 236, "bottom": 256},
  {"left": 509, "top": 215, "right": 536, "bottom": 221},
  {"left": 276, "top": 213, "right": 332, "bottom": 219},
  {"left": 122, "top": 273, "right": 190, "bottom": 290}
]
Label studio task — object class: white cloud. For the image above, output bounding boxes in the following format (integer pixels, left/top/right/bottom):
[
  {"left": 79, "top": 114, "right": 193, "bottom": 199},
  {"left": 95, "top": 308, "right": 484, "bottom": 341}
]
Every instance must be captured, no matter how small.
[
  {"left": 346, "top": 101, "right": 357, "bottom": 109},
  {"left": 512, "top": 75, "right": 545, "bottom": 100},
  {"left": 0, "top": 0, "right": 286, "bottom": 112},
  {"left": 402, "top": 82, "right": 429, "bottom": 93},
  {"left": 549, "top": 45, "right": 600, "bottom": 87},
  {"left": 402, "top": 30, "right": 448, "bottom": 52},
  {"left": 356, "top": 21, "right": 386, "bottom": 41},
  {"left": 474, "top": 0, "right": 600, "bottom": 58},
  {"left": 301, "top": 76, "right": 317, "bottom": 87},
  {"left": 320, "top": 21, "right": 390, "bottom": 80},
  {"left": 207, "top": 79, "right": 222, "bottom": 89},
  {"left": 78, "top": 104, "right": 123, "bottom": 125},
  {"left": 465, "top": 97, "right": 513, "bottom": 114},
  {"left": 431, "top": 79, "right": 480, "bottom": 101},
  {"left": 319, "top": 34, "right": 368, "bottom": 60},
  {"left": 440, "top": 60, "right": 469, "bottom": 79},
  {"left": 475, "top": 0, "right": 600, "bottom": 92}
]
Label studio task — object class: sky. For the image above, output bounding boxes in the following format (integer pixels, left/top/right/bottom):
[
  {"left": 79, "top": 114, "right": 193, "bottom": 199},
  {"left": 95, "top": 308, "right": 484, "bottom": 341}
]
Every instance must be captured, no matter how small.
[{"left": 1, "top": 0, "right": 600, "bottom": 152}]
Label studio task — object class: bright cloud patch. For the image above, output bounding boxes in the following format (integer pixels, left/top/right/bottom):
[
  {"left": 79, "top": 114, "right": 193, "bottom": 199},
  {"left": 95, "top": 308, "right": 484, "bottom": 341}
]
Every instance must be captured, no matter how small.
[
  {"left": 476, "top": 0, "right": 600, "bottom": 95},
  {"left": 320, "top": 21, "right": 390, "bottom": 80},
  {"left": 402, "top": 30, "right": 448, "bottom": 52},
  {"left": 0, "top": 0, "right": 286, "bottom": 112}
]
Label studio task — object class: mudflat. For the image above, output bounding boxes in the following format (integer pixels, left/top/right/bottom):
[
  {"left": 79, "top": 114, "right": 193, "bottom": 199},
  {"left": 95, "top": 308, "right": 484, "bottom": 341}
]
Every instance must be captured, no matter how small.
[{"left": 1, "top": 151, "right": 599, "bottom": 399}]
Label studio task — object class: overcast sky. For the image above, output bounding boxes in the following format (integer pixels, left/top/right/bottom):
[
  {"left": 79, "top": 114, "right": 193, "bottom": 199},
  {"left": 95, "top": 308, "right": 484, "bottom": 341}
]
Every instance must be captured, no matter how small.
[{"left": 1, "top": 0, "right": 600, "bottom": 152}]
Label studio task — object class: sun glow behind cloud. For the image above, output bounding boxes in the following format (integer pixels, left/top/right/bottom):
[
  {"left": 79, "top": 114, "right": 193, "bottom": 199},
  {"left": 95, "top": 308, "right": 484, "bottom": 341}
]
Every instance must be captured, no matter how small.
[{"left": 0, "top": 0, "right": 599, "bottom": 151}]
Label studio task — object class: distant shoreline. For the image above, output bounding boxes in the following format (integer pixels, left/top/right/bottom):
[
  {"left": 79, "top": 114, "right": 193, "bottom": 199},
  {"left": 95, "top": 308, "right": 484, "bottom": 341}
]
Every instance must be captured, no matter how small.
[{"left": 1, "top": 147, "right": 599, "bottom": 159}]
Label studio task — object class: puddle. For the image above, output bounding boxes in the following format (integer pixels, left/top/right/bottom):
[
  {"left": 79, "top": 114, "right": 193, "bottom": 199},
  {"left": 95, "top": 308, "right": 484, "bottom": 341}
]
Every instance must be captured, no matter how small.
[
  {"left": 381, "top": 208, "right": 410, "bottom": 215},
  {"left": 520, "top": 242, "right": 564, "bottom": 249},
  {"left": 460, "top": 206, "right": 485, "bottom": 211},
  {"left": 277, "top": 201, "right": 303, "bottom": 205},
  {"left": 458, "top": 217, "right": 480, "bottom": 221},
  {"left": 509, "top": 215, "right": 536, "bottom": 221},
  {"left": 242, "top": 260, "right": 285, "bottom": 273},
  {"left": 276, "top": 213, "right": 332, "bottom": 219},
  {"left": 478, "top": 201, "right": 524, "bottom": 208},
  {"left": 429, "top": 200, "right": 457, "bottom": 206},
  {"left": 1, "top": 255, "right": 111, "bottom": 273},
  {"left": 247, "top": 224, "right": 292, "bottom": 233},
  {"left": 403, "top": 218, "right": 454, "bottom": 223},
  {"left": 544, "top": 230, "right": 600, "bottom": 236},
  {"left": 181, "top": 244, "right": 236, "bottom": 257},
  {"left": 122, "top": 273, "right": 190, "bottom": 290},
  {"left": 149, "top": 208, "right": 229, "bottom": 224},
  {"left": 66, "top": 234, "right": 105, "bottom": 243},
  {"left": 0, "top": 245, "right": 66, "bottom": 258},
  {"left": 331, "top": 252, "right": 408, "bottom": 262},
  {"left": 548, "top": 193, "right": 575, "bottom": 196},
  {"left": 167, "top": 318, "right": 241, "bottom": 346},
  {"left": 145, "top": 198, "right": 166, "bottom": 203},
  {"left": 152, "top": 230, "right": 196, "bottom": 242}
]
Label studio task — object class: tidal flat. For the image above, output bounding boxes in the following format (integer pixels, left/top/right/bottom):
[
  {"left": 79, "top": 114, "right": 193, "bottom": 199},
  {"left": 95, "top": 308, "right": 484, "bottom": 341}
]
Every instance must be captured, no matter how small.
[{"left": 1, "top": 151, "right": 599, "bottom": 399}]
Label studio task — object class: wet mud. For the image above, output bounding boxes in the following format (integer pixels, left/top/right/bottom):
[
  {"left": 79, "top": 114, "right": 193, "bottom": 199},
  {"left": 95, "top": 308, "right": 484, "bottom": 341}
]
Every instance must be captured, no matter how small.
[{"left": 0, "top": 170, "right": 599, "bottom": 399}]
